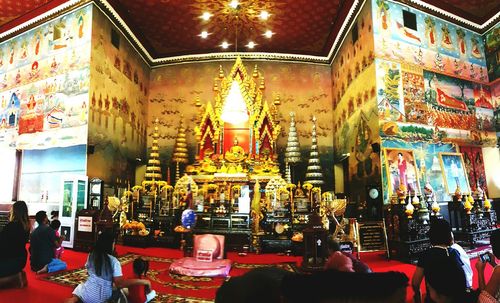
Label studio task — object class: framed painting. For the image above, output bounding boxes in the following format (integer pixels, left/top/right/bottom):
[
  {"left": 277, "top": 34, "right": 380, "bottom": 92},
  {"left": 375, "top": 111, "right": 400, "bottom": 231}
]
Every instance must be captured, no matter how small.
[
  {"left": 383, "top": 148, "right": 421, "bottom": 196},
  {"left": 438, "top": 152, "right": 470, "bottom": 195}
]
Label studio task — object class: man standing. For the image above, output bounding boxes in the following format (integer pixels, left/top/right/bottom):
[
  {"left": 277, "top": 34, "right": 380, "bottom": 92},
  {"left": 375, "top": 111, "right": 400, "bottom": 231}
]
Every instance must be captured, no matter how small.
[{"left": 30, "top": 211, "right": 66, "bottom": 274}]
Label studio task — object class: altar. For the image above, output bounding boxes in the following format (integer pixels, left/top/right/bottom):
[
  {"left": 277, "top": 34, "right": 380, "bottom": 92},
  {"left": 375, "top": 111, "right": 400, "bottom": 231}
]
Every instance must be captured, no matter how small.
[{"left": 120, "top": 57, "right": 332, "bottom": 252}]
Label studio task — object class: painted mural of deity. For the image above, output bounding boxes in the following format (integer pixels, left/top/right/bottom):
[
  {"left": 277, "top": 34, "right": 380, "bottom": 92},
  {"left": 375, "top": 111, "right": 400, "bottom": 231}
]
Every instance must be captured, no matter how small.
[
  {"left": 456, "top": 29, "right": 467, "bottom": 58},
  {"left": 376, "top": 0, "right": 390, "bottom": 32},
  {"left": 424, "top": 17, "right": 437, "bottom": 49},
  {"left": 440, "top": 25, "right": 454, "bottom": 51}
]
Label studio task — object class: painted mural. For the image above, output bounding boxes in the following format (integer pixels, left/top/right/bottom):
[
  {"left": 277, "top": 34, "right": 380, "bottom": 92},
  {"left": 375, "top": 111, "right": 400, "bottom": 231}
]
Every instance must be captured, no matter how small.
[
  {"left": 0, "top": 5, "right": 92, "bottom": 149},
  {"left": 459, "top": 145, "right": 488, "bottom": 194},
  {"left": 376, "top": 59, "right": 404, "bottom": 122},
  {"left": 377, "top": 56, "right": 496, "bottom": 147},
  {"left": 381, "top": 139, "right": 457, "bottom": 203},
  {"left": 372, "top": 0, "right": 488, "bottom": 84},
  {"left": 332, "top": 1, "right": 380, "bottom": 201},
  {"left": 485, "top": 23, "right": 500, "bottom": 82},
  {"left": 87, "top": 7, "right": 150, "bottom": 184}
]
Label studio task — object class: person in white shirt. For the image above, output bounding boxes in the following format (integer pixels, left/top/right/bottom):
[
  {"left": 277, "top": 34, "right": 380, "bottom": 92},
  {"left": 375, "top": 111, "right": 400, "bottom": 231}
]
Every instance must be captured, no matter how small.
[{"left": 451, "top": 232, "right": 473, "bottom": 289}]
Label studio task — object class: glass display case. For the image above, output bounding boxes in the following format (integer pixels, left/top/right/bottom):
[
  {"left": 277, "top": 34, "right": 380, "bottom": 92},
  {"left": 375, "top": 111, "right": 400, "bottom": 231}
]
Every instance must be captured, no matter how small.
[{"left": 58, "top": 175, "right": 88, "bottom": 248}]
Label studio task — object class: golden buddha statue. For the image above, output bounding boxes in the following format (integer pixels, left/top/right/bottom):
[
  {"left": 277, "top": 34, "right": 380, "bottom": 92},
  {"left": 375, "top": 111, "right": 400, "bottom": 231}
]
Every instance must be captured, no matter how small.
[{"left": 225, "top": 137, "right": 246, "bottom": 163}]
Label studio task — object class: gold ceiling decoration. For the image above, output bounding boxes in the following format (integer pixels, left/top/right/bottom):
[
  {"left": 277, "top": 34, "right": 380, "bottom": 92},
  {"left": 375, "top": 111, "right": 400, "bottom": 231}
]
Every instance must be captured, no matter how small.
[{"left": 191, "top": 0, "right": 286, "bottom": 48}]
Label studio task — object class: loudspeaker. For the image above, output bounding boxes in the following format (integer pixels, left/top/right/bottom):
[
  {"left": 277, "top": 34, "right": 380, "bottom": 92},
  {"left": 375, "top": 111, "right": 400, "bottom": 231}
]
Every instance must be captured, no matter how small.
[{"left": 371, "top": 143, "right": 380, "bottom": 153}]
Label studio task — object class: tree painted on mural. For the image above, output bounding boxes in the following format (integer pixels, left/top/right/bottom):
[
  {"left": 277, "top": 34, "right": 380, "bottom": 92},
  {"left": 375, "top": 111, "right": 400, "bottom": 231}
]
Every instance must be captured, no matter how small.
[{"left": 379, "top": 66, "right": 401, "bottom": 105}]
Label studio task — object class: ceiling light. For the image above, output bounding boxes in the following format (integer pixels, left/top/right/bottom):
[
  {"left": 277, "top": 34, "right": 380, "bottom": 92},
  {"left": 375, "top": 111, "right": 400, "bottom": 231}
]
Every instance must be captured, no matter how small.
[
  {"left": 260, "top": 11, "right": 270, "bottom": 20},
  {"left": 264, "top": 30, "right": 273, "bottom": 38},
  {"left": 229, "top": 0, "right": 239, "bottom": 9},
  {"left": 201, "top": 12, "right": 211, "bottom": 21},
  {"left": 199, "top": 31, "right": 209, "bottom": 39},
  {"left": 247, "top": 41, "right": 256, "bottom": 49},
  {"left": 221, "top": 41, "right": 230, "bottom": 49}
]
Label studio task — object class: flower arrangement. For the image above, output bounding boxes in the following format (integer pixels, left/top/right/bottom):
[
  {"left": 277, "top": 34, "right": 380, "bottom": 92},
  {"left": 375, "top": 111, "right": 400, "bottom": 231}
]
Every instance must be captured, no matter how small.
[{"left": 122, "top": 220, "right": 148, "bottom": 236}]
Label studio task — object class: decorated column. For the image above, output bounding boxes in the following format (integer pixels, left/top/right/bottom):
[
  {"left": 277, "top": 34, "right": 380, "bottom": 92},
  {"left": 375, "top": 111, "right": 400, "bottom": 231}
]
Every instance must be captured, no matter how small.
[
  {"left": 305, "top": 116, "right": 324, "bottom": 187},
  {"left": 284, "top": 112, "right": 301, "bottom": 183},
  {"left": 172, "top": 117, "right": 189, "bottom": 182}
]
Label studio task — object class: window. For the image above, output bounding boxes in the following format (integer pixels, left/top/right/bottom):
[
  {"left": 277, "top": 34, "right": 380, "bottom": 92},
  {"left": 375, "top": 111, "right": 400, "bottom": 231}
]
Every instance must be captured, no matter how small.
[
  {"left": 403, "top": 10, "right": 417, "bottom": 31},
  {"left": 111, "top": 28, "right": 120, "bottom": 49},
  {"left": 352, "top": 22, "right": 359, "bottom": 43}
]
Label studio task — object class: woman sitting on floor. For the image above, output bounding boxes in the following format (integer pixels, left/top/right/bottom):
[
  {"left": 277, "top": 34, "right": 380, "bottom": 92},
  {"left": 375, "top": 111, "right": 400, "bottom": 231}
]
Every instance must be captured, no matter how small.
[
  {"left": 65, "top": 230, "right": 151, "bottom": 303},
  {"left": 0, "top": 201, "right": 30, "bottom": 288},
  {"left": 475, "top": 229, "right": 500, "bottom": 302}
]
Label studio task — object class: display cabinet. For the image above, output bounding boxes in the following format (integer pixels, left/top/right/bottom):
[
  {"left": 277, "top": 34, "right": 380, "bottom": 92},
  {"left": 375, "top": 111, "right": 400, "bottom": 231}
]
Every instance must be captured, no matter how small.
[{"left": 59, "top": 175, "right": 88, "bottom": 248}]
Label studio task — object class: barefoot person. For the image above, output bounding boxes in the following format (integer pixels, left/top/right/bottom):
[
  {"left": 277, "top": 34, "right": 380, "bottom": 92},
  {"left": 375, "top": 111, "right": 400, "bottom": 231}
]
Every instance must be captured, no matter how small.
[
  {"left": 0, "top": 201, "right": 30, "bottom": 288},
  {"left": 30, "top": 211, "right": 67, "bottom": 274}
]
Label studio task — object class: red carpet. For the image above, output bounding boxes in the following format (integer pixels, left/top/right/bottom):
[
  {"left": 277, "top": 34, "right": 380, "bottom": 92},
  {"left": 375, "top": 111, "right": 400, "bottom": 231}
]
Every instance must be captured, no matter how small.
[{"left": 0, "top": 245, "right": 494, "bottom": 303}]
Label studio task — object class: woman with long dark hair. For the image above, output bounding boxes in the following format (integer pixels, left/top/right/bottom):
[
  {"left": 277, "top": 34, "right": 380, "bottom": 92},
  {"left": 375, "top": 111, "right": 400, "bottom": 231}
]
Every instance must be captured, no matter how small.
[
  {"left": 65, "top": 230, "right": 151, "bottom": 303},
  {"left": 0, "top": 201, "right": 30, "bottom": 288}
]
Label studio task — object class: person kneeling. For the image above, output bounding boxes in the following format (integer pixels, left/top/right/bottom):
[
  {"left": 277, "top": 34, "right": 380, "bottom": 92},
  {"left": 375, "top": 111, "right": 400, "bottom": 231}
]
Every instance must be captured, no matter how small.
[{"left": 30, "top": 211, "right": 67, "bottom": 274}]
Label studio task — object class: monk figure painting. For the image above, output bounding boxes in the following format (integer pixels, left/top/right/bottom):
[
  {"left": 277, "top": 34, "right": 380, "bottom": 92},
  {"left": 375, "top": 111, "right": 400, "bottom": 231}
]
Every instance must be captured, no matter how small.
[{"left": 384, "top": 148, "right": 421, "bottom": 196}]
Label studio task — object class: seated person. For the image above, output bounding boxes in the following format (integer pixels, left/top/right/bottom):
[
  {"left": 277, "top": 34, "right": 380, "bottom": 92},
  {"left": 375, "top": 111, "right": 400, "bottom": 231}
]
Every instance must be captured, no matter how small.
[
  {"left": 127, "top": 257, "right": 156, "bottom": 303},
  {"left": 475, "top": 229, "right": 500, "bottom": 302},
  {"left": 65, "top": 231, "right": 151, "bottom": 303},
  {"left": 326, "top": 238, "right": 371, "bottom": 273},
  {"left": 216, "top": 267, "right": 289, "bottom": 303},
  {"left": 451, "top": 232, "right": 473, "bottom": 289},
  {"left": 50, "top": 219, "right": 64, "bottom": 259},
  {"left": 425, "top": 256, "right": 479, "bottom": 303},
  {"left": 281, "top": 270, "right": 408, "bottom": 303},
  {"left": 30, "top": 211, "right": 67, "bottom": 274},
  {"left": 0, "top": 201, "right": 30, "bottom": 288},
  {"left": 412, "top": 219, "right": 464, "bottom": 303},
  {"left": 325, "top": 251, "right": 354, "bottom": 272}
]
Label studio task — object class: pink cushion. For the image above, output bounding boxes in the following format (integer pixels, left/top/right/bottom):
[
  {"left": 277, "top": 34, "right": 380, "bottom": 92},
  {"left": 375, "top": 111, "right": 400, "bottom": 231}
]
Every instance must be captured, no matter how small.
[
  {"left": 169, "top": 258, "right": 232, "bottom": 277},
  {"left": 193, "top": 234, "right": 225, "bottom": 260}
]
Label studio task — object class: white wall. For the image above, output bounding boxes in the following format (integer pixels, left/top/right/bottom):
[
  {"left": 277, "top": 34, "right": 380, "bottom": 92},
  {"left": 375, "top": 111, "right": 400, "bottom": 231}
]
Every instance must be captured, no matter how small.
[
  {"left": 0, "top": 147, "right": 16, "bottom": 203},
  {"left": 483, "top": 147, "right": 500, "bottom": 198}
]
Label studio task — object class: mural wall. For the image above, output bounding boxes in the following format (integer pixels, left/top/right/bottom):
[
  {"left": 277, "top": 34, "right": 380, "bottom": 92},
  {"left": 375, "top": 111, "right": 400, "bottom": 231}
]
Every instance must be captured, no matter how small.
[
  {"left": 372, "top": 0, "right": 497, "bottom": 201},
  {"left": 373, "top": 0, "right": 488, "bottom": 84},
  {"left": 332, "top": 1, "right": 380, "bottom": 201},
  {"left": 0, "top": 5, "right": 92, "bottom": 149},
  {"left": 485, "top": 23, "right": 500, "bottom": 82},
  {"left": 87, "top": 7, "right": 150, "bottom": 184},
  {"left": 148, "top": 60, "right": 334, "bottom": 188}
]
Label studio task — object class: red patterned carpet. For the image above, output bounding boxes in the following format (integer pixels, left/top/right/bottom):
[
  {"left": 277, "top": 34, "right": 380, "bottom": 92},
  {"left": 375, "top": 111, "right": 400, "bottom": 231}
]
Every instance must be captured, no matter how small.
[{"left": 0, "top": 244, "right": 494, "bottom": 303}]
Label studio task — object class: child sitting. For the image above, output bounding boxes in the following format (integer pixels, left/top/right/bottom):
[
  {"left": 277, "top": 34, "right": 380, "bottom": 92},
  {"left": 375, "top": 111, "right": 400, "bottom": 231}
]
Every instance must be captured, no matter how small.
[
  {"left": 50, "top": 220, "right": 64, "bottom": 259},
  {"left": 128, "top": 257, "right": 156, "bottom": 303}
]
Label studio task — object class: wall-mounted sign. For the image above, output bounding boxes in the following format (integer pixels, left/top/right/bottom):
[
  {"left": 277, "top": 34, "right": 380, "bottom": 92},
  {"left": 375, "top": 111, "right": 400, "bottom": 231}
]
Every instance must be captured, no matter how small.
[{"left": 78, "top": 216, "right": 93, "bottom": 232}]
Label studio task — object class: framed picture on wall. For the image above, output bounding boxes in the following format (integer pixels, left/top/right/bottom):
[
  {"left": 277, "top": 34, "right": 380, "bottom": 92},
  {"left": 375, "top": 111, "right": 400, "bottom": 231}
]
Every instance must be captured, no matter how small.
[
  {"left": 438, "top": 152, "right": 470, "bottom": 195},
  {"left": 383, "top": 148, "right": 421, "bottom": 196}
]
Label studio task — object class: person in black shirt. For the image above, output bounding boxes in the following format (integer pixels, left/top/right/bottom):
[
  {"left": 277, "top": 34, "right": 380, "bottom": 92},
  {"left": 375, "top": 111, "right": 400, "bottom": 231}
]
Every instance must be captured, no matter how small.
[
  {"left": 412, "top": 219, "right": 465, "bottom": 303},
  {"left": 30, "top": 211, "right": 67, "bottom": 274},
  {"left": 0, "top": 201, "right": 30, "bottom": 288}
]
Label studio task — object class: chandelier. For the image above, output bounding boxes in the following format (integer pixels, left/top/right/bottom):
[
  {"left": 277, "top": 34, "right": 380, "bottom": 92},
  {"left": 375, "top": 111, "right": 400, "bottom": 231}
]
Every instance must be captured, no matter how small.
[{"left": 221, "top": 80, "right": 249, "bottom": 124}]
